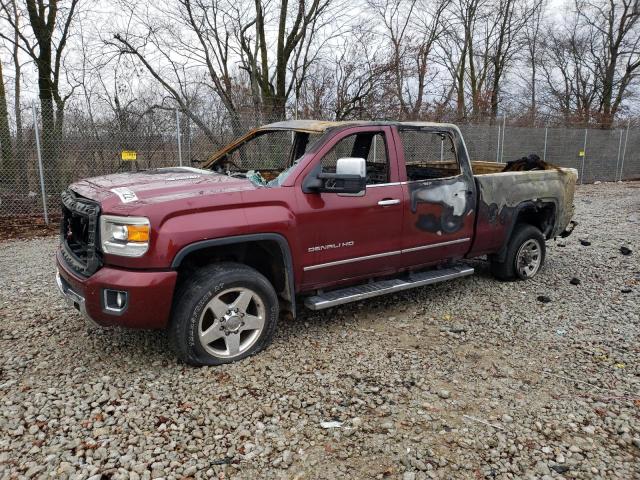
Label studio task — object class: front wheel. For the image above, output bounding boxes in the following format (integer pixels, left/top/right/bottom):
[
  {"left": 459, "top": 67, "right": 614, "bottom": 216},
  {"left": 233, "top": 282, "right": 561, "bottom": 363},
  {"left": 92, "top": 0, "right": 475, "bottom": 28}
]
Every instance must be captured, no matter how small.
[
  {"left": 169, "top": 263, "right": 279, "bottom": 366},
  {"left": 490, "top": 224, "right": 546, "bottom": 280}
]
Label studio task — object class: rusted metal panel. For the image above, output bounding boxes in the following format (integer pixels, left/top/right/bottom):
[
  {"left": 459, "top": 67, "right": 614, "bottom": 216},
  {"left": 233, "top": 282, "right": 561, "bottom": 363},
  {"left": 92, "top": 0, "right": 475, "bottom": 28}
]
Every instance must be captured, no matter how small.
[
  {"left": 202, "top": 129, "right": 261, "bottom": 169},
  {"left": 260, "top": 119, "right": 461, "bottom": 133},
  {"left": 470, "top": 168, "right": 578, "bottom": 256}
]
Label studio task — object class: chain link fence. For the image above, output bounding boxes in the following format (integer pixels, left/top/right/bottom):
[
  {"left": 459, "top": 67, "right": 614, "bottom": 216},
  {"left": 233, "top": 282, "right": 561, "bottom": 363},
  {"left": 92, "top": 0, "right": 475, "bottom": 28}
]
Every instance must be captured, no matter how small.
[{"left": 0, "top": 99, "right": 638, "bottom": 222}]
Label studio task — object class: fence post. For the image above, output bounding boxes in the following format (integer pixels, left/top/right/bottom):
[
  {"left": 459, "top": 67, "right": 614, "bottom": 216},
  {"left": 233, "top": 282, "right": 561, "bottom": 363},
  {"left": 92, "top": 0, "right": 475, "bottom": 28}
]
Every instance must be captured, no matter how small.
[
  {"left": 186, "top": 114, "right": 191, "bottom": 166},
  {"left": 373, "top": 135, "right": 377, "bottom": 162},
  {"left": 176, "top": 108, "right": 183, "bottom": 167},
  {"left": 495, "top": 124, "right": 501, "bottom": 162},
  {"left": 543, "top": 126, "right": 548, "bottom": 161},
  {"left": 615, "top": 129, "right": 624, "bottom": 182},
  {"left": 500, "top": 115, "right": 506, "bottom": 163},
  {"left": 619, "top": 120, "right": 630, "bottom": 182},
  {"left": 32, "top": 102, "right": 49, "bottom": 225},
  {"left": 580, "top": 128, "right": 587, "bottom": 184}
]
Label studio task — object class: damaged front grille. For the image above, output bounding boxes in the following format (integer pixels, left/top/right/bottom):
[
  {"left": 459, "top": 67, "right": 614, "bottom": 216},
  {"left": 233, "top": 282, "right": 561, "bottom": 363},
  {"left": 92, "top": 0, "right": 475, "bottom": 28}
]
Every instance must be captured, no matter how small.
[{"left": 60, "top": 189, "right": 102, "bottom": 276}]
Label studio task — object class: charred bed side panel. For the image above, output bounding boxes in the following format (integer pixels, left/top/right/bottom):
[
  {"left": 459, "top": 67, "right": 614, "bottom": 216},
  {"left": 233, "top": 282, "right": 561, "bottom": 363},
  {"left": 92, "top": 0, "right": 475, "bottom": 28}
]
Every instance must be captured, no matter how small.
[{"left": 468, "top": 168, "right": 577, "bottom": 258}]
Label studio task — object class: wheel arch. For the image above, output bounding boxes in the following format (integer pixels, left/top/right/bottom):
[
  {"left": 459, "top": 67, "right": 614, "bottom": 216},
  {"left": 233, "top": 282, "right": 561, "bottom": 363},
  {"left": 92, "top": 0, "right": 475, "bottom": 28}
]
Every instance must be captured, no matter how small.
[
  {"left": 494, "top": 200, "right": 556, "bottom": 263},
  {"left": 171, "top": 233, "right": 296, "bottom": 317}
]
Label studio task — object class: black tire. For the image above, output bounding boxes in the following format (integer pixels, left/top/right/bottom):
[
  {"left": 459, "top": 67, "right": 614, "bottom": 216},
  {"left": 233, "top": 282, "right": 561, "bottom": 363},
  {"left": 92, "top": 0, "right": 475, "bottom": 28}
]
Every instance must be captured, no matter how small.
[
  {"left": 169, "top": 262, "right": 279, "bottom": 366},
  {"left": 490, "top": 224, "right": 546, "bottom": 281}
]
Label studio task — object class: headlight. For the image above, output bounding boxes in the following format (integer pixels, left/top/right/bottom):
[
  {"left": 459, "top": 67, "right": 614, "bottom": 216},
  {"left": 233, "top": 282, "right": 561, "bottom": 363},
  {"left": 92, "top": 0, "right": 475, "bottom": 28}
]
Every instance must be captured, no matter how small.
[{"left": 100, "top": 215, "right": 150, "bottom": 257}]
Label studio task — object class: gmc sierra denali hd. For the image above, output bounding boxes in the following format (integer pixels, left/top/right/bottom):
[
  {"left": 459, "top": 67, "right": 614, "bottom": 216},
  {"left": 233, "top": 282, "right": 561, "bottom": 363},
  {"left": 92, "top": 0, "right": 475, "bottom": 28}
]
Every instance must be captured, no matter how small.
[{"left": 56, "top": 120, "right": 577, "bottom": 365}]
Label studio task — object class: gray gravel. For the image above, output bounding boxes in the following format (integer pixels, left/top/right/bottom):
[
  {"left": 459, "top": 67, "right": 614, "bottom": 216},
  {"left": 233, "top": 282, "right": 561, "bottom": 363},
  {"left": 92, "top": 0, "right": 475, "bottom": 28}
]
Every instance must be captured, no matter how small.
[{"left": 1, "top": 181, "right": 639, "bottom": 480}]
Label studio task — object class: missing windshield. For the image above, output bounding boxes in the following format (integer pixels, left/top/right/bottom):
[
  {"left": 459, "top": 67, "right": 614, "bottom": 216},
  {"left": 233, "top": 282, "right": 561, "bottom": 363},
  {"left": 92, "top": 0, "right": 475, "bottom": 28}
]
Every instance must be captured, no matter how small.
[{"left": 207, "top": 130, "right": 322, "bottom": 186}]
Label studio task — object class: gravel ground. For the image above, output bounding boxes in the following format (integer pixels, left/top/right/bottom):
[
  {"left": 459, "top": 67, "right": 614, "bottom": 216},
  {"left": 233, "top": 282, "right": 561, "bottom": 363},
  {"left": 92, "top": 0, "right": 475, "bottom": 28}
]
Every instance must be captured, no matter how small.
[{"left": 1, "top": 181, "right": 639, "bottom": 480}]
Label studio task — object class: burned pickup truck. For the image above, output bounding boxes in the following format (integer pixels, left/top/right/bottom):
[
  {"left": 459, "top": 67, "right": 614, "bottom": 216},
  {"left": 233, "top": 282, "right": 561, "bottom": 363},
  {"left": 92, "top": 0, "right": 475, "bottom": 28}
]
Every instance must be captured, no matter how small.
[{"left": 56, "top": 120, "right": 577, "bottom": 365}]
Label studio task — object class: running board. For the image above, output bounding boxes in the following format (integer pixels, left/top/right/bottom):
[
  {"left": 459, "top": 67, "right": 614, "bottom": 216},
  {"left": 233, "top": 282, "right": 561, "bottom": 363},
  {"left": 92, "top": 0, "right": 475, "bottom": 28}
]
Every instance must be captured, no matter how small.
[{"left": 304, "top": 265, "right": 474, "bottom": 310}]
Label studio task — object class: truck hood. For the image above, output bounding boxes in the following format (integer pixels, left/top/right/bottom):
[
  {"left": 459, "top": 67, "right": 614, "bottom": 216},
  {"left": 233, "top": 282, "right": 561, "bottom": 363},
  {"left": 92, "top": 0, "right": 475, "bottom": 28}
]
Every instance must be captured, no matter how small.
[{"left": 70, "top": 167, "right": 258, "bottom": 206}]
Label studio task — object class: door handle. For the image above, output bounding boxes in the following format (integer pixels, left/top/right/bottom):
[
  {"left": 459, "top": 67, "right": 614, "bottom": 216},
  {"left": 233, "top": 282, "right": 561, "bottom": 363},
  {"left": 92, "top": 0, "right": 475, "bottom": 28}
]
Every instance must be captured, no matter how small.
[{"left": 378, "top": 199, "right": 400, "bottom": 206}]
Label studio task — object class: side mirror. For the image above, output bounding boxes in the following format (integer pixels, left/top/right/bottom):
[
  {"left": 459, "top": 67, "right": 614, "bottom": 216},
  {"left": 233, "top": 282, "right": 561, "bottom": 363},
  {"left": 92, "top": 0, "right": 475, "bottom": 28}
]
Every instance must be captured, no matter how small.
[{"left": 312, "top": 157, "right": 366, "bottom": 195}]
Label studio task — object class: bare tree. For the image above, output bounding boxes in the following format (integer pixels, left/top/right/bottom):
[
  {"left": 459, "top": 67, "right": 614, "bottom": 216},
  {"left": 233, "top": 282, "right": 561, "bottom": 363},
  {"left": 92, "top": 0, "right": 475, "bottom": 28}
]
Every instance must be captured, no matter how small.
[
  {"left": 0, "top": 61, "right": 12, "bottom": 184},
  {"left": 437, "top": 8, "right": 469, "bottom": 120},
  {"left": 577, "top": 0, "right": 640, "bottom": 127},
  {"left": 488, "top": 0, "right": 538, "bottom": 119},
  {"left": 238, "top": 0, "right": 335, "bottom": 120},
  {"left": 9, "top": 0, "right": 23, "bottom": 177},
  {"left": 332, "top": 40, "right": 388, "bottom": 119},
  {"left": 1, "top": 0, "right": 81, "bottom": 190},
  {"left": 369, "top": 0, "right": 450, "bottom": 120},
  {"left": 0, "top": 0, "right": 27, "bottom": 187},
  {"left": 110, "top": 0, "right": 241, "bottom": 143},
  {"left": 540, "top": 18, "right": 601, "bottom": 125},
  {"left": 521, "top": 0, "right": 545, "bottom": 122},
  {"left": 464, "top": 0, "right": 492, "bottom": 120}
]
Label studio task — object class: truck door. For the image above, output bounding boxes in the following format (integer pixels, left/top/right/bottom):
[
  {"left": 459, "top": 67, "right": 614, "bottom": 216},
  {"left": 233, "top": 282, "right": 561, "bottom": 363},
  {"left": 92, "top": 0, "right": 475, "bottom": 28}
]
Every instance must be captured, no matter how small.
[
  {"left": 295, "top": 126, "right": 403, "bottom": 289},
  {"left": 395, "top": 126, "right": 476, "bottom": 268}
]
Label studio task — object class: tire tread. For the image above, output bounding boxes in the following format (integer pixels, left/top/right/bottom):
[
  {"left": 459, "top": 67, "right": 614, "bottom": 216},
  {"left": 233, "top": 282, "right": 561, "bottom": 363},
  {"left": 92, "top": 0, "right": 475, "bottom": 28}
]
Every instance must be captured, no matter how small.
[
  {"left": 169, "top": 262, "right": 278, "bottom": 366},
  {"left": 490, "top": 224, "right": 545, "bottom": 281}
]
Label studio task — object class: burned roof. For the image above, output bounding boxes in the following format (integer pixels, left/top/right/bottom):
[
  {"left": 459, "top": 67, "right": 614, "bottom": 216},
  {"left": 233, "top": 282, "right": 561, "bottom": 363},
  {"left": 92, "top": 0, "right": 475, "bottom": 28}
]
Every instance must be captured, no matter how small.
[{"left": 260, "top": 119, "right": 459, "bottom": 133}]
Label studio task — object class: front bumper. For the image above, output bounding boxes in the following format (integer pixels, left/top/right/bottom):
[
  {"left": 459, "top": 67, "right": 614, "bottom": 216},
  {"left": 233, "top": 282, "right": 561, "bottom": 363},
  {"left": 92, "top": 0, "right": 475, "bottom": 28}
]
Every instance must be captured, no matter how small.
[{"left": 56, "top": 248, "right": 178, "bottom": 329}]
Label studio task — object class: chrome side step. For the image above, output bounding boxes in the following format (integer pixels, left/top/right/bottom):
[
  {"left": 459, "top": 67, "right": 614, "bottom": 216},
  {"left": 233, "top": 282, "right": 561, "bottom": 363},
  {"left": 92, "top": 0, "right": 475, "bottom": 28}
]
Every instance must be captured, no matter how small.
[{"left": 304, "top": 265, "right": 474, "bottom": 310}]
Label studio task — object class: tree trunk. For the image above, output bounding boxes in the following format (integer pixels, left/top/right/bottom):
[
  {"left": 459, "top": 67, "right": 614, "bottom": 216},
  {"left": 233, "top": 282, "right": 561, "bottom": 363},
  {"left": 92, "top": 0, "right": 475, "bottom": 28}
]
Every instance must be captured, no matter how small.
[
  {"left": 12, "top": 26, "right": 25, "bottom": 187},
  {"left": 0, "top": 62, "right": 14, "bottom": 187},
  {"left": 456, "top": 41, "right": 468, "bottom": 121},
  {"left": 530, "top": 60, "right": 536, "bottom": 124},
  {"left": 37, "top": 57, "right": 61, "bottom": 195}
]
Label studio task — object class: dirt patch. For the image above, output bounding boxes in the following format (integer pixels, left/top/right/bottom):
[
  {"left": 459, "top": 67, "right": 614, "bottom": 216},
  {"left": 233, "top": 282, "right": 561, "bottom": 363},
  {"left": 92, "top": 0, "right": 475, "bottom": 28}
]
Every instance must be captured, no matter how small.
[{"left": 0, "top": 215, "right": 59, "bottom": 241}]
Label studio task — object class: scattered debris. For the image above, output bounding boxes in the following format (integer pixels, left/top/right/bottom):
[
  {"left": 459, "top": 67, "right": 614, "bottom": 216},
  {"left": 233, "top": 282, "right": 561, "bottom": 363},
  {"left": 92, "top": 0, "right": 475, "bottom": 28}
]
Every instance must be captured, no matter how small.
[
  {"left": 556, "top": 329, "right": 567, "bottom": 336},
  {"left": 569, "top": 277, "right": 581, "bottom": 285},
  {"left": 579, "top": 239, "right": 591, "bottom": 246},
  {"left": 542, "top": 371, "right": 604, "bottom": 391},
  {"left": 320, "top": 421, "right": 343, "bottom": 429},
  {"left": 462, "top": 415, "right": 505, "bottom": 431},
  {"left": 620, "top": 246, "right": 632, "bottom": 256},
  {"left": 621, "top": 288, "right": 632, "bottom": 294},
  {"left": 502, "top": 154, "right": 560, "bottom": 172},
  {"left": 438, "top": 390, "right": 451, "bottom": 399},
  {"left": 154, "top": 415, "right": 172, "bottom": 427},
  {"left": 449, "top": 325, "right": 468, "bottom": 334},
  {"left": 551, "top": 465, "right": 570, "bottom": 474},
  {"left": 537, "top": 295, "right": 552, "bottom": 303},
  {"left": 211, "top": 457, "right": 234, "bottom": 465}
]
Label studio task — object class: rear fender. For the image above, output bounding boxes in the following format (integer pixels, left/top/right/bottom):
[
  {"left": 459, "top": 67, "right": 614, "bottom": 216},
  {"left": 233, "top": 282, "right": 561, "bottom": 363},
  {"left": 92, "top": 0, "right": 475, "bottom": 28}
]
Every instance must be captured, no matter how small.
[{"left": 494, "top": 200, "right": 557, "bottom": 262}]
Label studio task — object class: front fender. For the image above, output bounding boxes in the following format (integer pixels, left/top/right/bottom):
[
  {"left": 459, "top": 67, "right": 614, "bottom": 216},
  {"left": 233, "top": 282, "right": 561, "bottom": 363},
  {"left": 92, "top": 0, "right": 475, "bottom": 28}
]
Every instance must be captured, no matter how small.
[{"left": 171, "top": 233, "right": 296, "bottom": 317}]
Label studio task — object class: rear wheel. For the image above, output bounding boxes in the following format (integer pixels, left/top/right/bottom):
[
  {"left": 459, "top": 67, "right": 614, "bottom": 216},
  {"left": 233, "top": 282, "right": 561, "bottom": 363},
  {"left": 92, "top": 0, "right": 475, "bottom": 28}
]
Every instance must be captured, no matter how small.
[
  {"left": 490, "top": 224, "right": 545, "bottom": 280},
  {"left": 169, "top": 263, "right": 279, "bottom": 366}
]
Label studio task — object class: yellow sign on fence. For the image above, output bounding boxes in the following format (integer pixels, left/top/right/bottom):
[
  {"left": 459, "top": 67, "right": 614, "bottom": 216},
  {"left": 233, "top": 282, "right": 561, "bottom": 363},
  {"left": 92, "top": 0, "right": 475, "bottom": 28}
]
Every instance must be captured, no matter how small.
[
  {"left": 121, "top": 150, "right": 137, "bottom": 161},
  {"left": 578, "top": 150, "right": 585, "bottom": 157}
]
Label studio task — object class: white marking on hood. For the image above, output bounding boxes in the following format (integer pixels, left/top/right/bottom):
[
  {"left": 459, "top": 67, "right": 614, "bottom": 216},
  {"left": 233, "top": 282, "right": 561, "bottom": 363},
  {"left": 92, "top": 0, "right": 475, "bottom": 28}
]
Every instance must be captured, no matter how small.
[{"left": 110, "top": 187, "right": 138, "bottom": 203}]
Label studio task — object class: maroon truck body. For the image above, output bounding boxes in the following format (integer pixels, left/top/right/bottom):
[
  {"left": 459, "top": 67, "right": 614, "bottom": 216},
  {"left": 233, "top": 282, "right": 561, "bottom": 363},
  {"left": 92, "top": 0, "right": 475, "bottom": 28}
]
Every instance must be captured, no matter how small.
[{"left": 56, "top": 120, "right": 577, "bottom": 331}]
